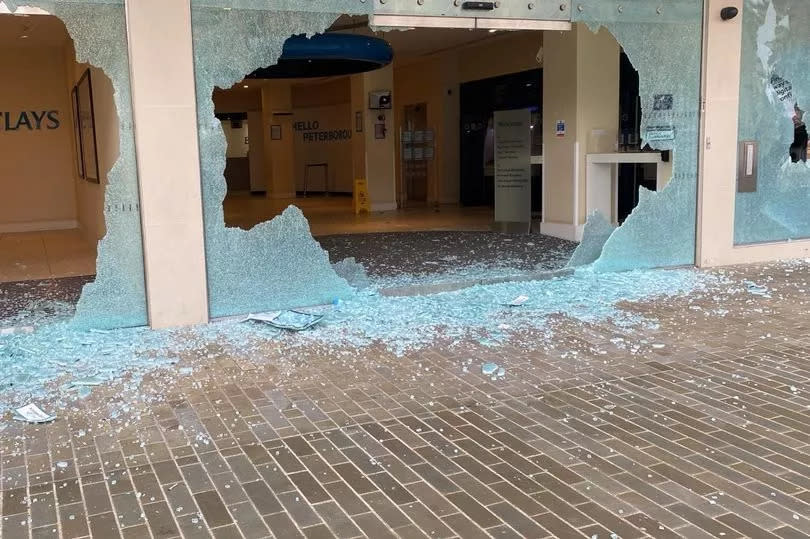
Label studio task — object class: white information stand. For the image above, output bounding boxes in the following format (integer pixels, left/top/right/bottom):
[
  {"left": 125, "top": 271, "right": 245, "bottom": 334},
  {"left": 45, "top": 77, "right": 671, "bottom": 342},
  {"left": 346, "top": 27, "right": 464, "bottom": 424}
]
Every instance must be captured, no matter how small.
[
  {"left": 585, "top": 152, "right": 670, "bottom": 224},
  {"left": 494, "top": 109, "right": 532, "bottom": 233}
]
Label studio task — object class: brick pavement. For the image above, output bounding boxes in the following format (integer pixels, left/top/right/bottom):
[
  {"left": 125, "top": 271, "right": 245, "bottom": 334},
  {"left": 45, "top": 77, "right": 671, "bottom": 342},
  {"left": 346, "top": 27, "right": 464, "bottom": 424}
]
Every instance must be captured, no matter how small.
[{"left": 2, "top": 260, "right": 810, "bottom": 538}]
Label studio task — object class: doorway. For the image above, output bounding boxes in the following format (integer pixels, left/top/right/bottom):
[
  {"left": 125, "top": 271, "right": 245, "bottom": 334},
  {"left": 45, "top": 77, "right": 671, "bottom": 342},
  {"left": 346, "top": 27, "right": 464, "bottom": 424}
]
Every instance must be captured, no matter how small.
[
  {"left": 401, "top": 103, "right": 429, "bottom": 205},
  {"left": 460, "top": 69, "right": 542, "bottom": 212},
  {"left": 218, "top": 112, "right": 252, "bottom": 193}
]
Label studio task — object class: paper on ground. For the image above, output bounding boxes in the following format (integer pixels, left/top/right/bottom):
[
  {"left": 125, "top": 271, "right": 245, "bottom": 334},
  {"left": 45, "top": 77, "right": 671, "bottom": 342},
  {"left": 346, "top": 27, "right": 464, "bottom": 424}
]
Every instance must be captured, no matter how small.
[
  {"left": 243, "top": 310, "right": 324, "bottom": 331},
  {"left": 14, "top": 403, "right": 56, "bottom": 423},
  {"left": 507, "top": 295, "right": 529, "bottom": 307}
]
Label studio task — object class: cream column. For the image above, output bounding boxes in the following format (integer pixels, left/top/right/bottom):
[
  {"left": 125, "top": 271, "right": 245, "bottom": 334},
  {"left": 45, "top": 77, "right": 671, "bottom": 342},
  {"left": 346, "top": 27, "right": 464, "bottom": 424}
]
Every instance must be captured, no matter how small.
[
  {"left": 247, "top": 110, "right": 266, "bottom": 193},
  {"left": 439, "top": 54, "right": 461, "bottom": 205},
  {"left": 541, "top": 25, "right": 619, "bottom": 242},
  {"left": 125, "top": 0, "right": 209, "bottom": 328},
  {"left": 696, "top": 0, "right": 810, "bottom": 265},
  {"left": 261, "top": 81, "right": 296, "bottom": 199},
  {"left": 541, "top": 27, "right": 579, "bottom": 241},
  {"left": 362, "top": 65, "right": 397, "bottom": 211},
  {"left": 350, "top": 74, "right": 367, "bottom": 185}
]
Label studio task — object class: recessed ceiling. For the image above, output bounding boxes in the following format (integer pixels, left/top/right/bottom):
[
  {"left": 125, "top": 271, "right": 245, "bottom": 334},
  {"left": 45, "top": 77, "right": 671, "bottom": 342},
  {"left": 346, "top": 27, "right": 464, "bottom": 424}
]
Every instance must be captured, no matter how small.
[
  {"left": 246, "top": 33, "right": 393, "bottom": 79},
  {"left": 0, "top": 13, "right": 70, "bottom": 47},
  {"left": 225, "top": 16, "right": 534, "bottom": 90}
]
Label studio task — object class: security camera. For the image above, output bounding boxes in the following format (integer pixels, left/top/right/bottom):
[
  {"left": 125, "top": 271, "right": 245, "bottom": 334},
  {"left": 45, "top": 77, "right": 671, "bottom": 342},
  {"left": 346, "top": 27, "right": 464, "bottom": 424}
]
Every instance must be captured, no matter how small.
[{"left": 720, "top": 7, "right": 739, "bottom": 20}]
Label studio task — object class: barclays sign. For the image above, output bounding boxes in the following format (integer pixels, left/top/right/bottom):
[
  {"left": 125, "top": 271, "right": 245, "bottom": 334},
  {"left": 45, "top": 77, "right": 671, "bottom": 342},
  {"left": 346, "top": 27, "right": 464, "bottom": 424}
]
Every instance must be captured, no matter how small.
[{"left": 1, "top": 111, "right": 60, "bottom": 131}]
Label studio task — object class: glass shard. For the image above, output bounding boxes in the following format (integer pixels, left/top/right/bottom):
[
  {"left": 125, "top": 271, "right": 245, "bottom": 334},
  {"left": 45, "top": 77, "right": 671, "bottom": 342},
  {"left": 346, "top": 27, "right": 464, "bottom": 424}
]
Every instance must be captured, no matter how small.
[
  {"left": 567, "top": 211, "right": 615, "bottom": 268},
  {"left": 12, "top": 1, "right": 148, "bottom": 329},
  {"left": 573, "top": 1, "right": 703, "bottom": 271},
  {"left": 735, "top": 0, "right": 810, "bottom": 244},
  {"left": 191, "top": 8, "right": 356, "bottom": 318}
]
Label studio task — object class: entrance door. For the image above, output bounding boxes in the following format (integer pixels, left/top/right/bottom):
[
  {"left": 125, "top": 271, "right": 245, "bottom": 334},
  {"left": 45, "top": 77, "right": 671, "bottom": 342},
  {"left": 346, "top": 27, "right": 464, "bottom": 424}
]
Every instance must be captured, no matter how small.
[
  {"left": 460, "top": 69, "right": 542, "bottom": 209},
  {"left": 402, "top": 103, "right": 428, "bottom": 203}
]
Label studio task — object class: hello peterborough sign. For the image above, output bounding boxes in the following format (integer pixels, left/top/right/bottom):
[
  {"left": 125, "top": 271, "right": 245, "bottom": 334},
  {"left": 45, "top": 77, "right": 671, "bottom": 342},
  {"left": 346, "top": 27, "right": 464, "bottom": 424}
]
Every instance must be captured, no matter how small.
[{"left": 0, "top": 110, "right": 61, "bottom": 131}]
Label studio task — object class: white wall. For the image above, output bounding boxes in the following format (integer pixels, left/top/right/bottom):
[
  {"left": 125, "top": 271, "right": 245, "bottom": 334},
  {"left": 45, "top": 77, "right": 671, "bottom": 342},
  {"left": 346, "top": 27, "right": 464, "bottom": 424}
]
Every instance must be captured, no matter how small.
[{"left": 222, "top": 120, "right": 249, "bottom": 158}]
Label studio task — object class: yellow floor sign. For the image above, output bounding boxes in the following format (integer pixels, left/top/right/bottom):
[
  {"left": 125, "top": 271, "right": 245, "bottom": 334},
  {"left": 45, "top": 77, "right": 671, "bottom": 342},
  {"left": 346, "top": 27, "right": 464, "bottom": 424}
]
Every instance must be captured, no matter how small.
[{"left": 354, "top": 178, "right": 370, "bottom": 214}]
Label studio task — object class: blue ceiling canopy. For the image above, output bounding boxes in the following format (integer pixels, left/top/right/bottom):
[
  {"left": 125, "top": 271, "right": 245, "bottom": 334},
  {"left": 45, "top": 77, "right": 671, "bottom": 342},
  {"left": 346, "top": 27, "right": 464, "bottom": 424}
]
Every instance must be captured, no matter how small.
[{"left": 246, "top": 33, "right": 394, "bottom": 79}]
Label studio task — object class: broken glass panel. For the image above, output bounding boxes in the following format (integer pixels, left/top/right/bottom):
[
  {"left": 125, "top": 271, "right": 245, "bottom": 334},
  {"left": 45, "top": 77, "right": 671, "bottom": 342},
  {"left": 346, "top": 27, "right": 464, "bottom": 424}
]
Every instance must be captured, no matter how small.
[
  {"left": 567, "top": 211, "right": 615, "bottom": 268},
  {"left": 7, "top": 1, "right": 148, "bottom": 329},
  {"left": 190, "top": 7, "right": 358, "bottom": 318},
  {"left": 573, "top": 0, "right": 704, "bottom": 271},
  {"left": 735, "top": 0, "right": 810, "bottom": 244}
]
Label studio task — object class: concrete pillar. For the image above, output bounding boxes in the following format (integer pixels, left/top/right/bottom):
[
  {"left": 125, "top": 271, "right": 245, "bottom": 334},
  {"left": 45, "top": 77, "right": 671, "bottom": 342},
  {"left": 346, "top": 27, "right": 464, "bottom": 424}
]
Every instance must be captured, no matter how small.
[
  {"left": 541, "top": 24, "right": 619, "bottom": 241},
  {"left": 262, "top": 81, "right": 296, "bottom": 199},
  {"left": 361, "top": 65, "right": 397, "bottom": 211},
  {"left": 125, "top": 0, "right": 208, "bottom": 328}
]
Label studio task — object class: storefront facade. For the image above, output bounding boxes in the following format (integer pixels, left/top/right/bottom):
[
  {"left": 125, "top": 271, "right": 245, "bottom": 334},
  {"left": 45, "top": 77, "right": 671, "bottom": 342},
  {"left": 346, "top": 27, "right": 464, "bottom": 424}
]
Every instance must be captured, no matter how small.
[{"left": 2, "top": 0, "right": 808, "bottom": 329}]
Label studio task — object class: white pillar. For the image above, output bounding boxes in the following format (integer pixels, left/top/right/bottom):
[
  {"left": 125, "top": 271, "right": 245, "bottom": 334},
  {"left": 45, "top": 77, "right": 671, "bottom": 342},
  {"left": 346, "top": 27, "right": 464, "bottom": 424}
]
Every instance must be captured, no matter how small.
[{"left": 125, "top": 0, "right": 209, "bottom": 328}]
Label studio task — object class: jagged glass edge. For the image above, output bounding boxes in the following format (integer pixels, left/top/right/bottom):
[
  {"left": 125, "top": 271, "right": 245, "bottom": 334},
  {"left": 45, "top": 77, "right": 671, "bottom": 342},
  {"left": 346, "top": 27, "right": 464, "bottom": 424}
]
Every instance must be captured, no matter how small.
[
  {"left": 574, "top": 1, "right": 703, "bottom": 271},
  {"left": 11, "top": 1, "right": 149, "bottom": 330},
  {"left": 734, "top": 0, "right": 810, "bottom": 244}
]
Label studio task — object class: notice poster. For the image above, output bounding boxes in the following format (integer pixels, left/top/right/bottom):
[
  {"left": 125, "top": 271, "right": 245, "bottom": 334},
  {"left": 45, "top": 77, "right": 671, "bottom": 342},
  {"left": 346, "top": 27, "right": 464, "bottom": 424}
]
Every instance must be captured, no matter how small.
[{"left": 494, "top": 109, "right": 532, "bottom": 227}]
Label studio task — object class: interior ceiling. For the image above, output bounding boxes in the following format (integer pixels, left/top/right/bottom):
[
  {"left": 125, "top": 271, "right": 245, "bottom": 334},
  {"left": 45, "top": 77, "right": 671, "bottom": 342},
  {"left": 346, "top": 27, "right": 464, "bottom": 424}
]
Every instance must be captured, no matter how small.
[
  {"left": 225, "top": 15, "right": 534, "bottom": 91},
  {"left": 0, "top": 14, "right": 70, "bottom": 47}
]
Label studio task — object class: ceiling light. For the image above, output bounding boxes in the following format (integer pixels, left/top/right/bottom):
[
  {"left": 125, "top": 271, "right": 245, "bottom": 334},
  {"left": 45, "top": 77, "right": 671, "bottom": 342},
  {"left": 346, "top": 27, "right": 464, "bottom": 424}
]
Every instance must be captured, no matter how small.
[
  {"left": 243, "top": 85, "right": 249, "bottom": 88},
  {"left": 20, "top": 35, "right": 28, "bottom": 39},
  {"left": 488, "top": 29, "right": 497, "bottom": 33}
]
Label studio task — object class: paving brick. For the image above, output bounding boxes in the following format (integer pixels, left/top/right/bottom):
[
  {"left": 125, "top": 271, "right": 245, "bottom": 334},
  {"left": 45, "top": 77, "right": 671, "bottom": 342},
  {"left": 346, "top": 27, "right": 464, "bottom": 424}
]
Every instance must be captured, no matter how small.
[{"left": 6, "top": 259, "right": 810, "bottom": 539}]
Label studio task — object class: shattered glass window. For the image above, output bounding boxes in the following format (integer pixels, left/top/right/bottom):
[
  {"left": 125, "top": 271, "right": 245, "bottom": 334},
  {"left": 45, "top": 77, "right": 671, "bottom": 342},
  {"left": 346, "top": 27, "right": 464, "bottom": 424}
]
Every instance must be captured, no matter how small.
[
  {"left": 190, "top": 6, "right": 362, "bottom": 318},
  {"left": 8, "top": 0, "right": 148, "bottom": 329},
  {"left": 573, "top": 0, "right": 704, "bottom": 271},
  {"left": 189, "top": 0, "right": 705, "bottom": 317},
  {"left": 735, "top": 0, "right": 810, "bottom": 244}
]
